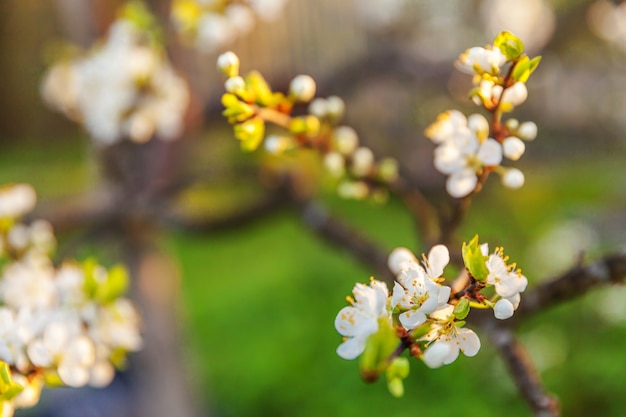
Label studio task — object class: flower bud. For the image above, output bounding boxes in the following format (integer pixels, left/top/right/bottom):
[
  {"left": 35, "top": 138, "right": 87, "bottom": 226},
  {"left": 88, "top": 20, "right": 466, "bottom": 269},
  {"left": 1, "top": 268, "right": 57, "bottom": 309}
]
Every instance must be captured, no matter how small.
[
  {"left": 501, "top": 168, "right": 525, "bottom": 189},
  {"left": 224, "top": 76, "right": 245, "bottom": 94},
  {"left": 494, "top": 299, "right": 515, "bottom": 320},
  {"left": 326, "top": 96, "right": 345, "bottom": 119},
  {"left": 387, "top": 247, "right": 417, "bottom": 275},
  {"left": 289, "top": 75, "right": 316, "bottom": 102},
  {"left": 217, "top": 51, "right": 240, "bottom": 78},
  {"left": 338, "top": 181, "right": 368, "bottom": 200},
  {"left": 351, "top": 147, "right": 374, "bottom": 177},
  {"left": 264, "top": 135, "right": 291, "bottom": 154},
  {"left": 308, "top": 98, "right": 328, "bottom": 118},
  {"left": 502, "top": 136, "right": 525, "bottom": 161},
  {"left": 501, "top": 82, "right": 528, "bottom": 107},
  {"left": 333, "top": 126, "right": 359, "bottom": 155},
  {"left": 518, "top": 121, "right": 538, "bottom": 141},
  {"left": 323, "top": 152, "right": 345, "bottom": 177},
  {"left": 477, "top": 138, "right": 503, "bottom": 166}
]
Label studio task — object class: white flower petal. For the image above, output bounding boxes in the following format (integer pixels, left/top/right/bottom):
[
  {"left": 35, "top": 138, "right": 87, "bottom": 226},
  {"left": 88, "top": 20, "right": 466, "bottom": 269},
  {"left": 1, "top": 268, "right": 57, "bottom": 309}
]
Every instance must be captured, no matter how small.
[
  {"left": 399, "top": 310, "right": 427, "bottom": 330},
  {"left": 501, "top": 82, "right": 528, "bottom": 107},
  {"left": 457, "top": 328, "right": 481, "bottom": 357},
  {"left": 434, "top": 144, "right": 464, "bottom": 174},
  {"left": 446, "top": 168, "right": 477, "bottom": 198},
  {"left": 58, "top": 362, "right": 90, "bottom": 387},
  {"left": 388, "top": 247, "right": 417, "bottom": 275},
  {"left": 90, "top": 361, "right": 116, "bottom": 388},
  {"left": 437, "top": 285, "right": 452, "bottom": 305},
  {"left": 336, "top": 336, "right": 367, "bottom": 360},
  {"left": 423, "top": 341, "right": 452, "bottom": 368},
  {"left": 477, "top": 138, "right": 503, "bottom": 166},
  {"left": 426, "top": 245, "right": 450, "bottom": 278}
]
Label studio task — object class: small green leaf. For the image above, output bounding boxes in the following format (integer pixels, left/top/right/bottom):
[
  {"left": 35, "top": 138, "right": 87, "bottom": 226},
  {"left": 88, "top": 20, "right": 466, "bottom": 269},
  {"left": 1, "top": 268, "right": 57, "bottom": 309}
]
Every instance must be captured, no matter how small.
[
  {"left": 453, "top": 298, "right": 470, "bottom": 320},
  {"left": 246, "top": 71, "right": 275, "bottom": 106},
  {"left": 513, "top": 56, "right": 542, "bottom": 82},
  {"left": 96, "top": 265, "right": 129, "bottom": 304},
  {"left": 387, "top": 377, "right": 404, "bottom": 398},
  {"left": 462, "top": 235, "right": 489, "bottom": 281},
  {"left": 0, "top": 362, "right": 23, "bottom": 401},
  {"left": 359, "top": 319, "right": 398, "bottom": 382},
  {"left": 234, "top": 116, "right": 265, "bottom": 151},
  {"left": 493, "top": 31, "right": 524, "bottom": 61},
  {"left": 410, "top": 322, "right": 432, "bottom": 340},
  {"left": 221, "top": 94, "right": 255, "bottom": 123}
]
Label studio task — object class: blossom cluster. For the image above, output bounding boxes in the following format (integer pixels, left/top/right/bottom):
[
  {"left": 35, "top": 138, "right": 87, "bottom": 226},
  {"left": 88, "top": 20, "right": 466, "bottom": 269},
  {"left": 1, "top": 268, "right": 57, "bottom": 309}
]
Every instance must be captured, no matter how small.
[
  {"left": 41, "top": 2, "right": 189, "bottom": 146},
  {"left": 425, "top": 31, "right": 541, "bottom": 198},
  {"left": 334, "top": 236, "right": 527, "bottom": 395},
  {"left": 218, "top": 51, "right": 399, "bottom": 200},
  {"left": 171, "top": 0, "right": 289, "bottom": 53},
  {"left": 0, "top": 184, "right": 141, "bottom": 416}
]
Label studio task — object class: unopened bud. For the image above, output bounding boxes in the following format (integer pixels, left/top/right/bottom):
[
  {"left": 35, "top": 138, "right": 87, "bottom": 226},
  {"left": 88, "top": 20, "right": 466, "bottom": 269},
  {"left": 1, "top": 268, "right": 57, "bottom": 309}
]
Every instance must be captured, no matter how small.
[
  {"left": 502, "top": 136, "right": 525, "bottom": 161},
  {"left": 501, "top": 168, "right": 525, "bottom": 189},
  {"left": 217, "top": 51, "right": 240, "bottom": 77},
  {"left": 333, "top": 126, "right": 359, "bottom": 155},
  {"left": 351, "top": 147, "right": 374, "bottom": 177},
  {"left": 517, "top": 121, "right": 538, "bottom": 141},
  {"left": 289, "top": 75, "right": 316, "bottom": 102},
  {"left": 224, "top": 76, "right": 245, "bottom": 94}
]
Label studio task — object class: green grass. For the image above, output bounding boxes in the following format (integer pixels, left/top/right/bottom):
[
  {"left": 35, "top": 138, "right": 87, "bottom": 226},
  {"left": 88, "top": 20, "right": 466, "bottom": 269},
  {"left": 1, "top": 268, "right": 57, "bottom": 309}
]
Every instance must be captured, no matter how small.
[{"left": 169, "top": 154, "right": 626, "bottom": 417}]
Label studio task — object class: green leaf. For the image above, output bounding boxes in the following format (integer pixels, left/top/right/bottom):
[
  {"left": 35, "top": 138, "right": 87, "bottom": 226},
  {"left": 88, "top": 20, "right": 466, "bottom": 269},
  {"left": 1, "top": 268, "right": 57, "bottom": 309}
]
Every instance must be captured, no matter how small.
[
  {"left": 359, "top": 319, "right": 398, "bottom": 382},
  {"left": 493, "top": 31, "right": 524, "bottom": 61},
  {"left": 386, "top": 357, "right": 409, "bottom": 398},
  {"left": 453, "top": 298, "right": 470, "bottom": 320},
  {"left": 0, "top": 362, "right": 23, "bottom": 401},
  {"left": 462, "top": 235, "right": 489, "bottom": 281},
  {"left": 246, "top": 71, "right": 275, "bottom": 106},
  {"left": 221, "top": 94, "right": 255, "bottom": 123},
  {"left": 234, "top": 117, "right": 265, "bottom": 152},
  {"left": 96, "top": 265, "right": 129, "bottom": 304},
  {"left": 513, "top": 56, "right": 542, "bottom": 83}
]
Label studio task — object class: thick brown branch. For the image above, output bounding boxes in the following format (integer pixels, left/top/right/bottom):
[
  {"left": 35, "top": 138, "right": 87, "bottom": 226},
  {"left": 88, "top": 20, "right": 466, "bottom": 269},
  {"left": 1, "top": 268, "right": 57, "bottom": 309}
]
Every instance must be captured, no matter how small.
[
  {"left": 514, "top": 248, "right": 626, "bottom": 321},
  {"left": 487, "top": 325, "right": 560, "bottom": 417}
]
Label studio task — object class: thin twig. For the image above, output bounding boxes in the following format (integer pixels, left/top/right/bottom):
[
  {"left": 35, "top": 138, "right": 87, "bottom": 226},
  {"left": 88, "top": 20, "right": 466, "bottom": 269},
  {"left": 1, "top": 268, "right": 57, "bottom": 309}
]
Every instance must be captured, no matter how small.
[{"left": 486, "top": 325, "right": 560, "bottom": 417}]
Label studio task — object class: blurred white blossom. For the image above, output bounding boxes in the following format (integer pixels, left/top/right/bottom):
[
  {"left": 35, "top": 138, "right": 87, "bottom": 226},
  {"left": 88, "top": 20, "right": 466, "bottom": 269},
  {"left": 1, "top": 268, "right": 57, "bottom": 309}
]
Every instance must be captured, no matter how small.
[{"left": 41, "top": 19, "right": 189, "bottom": 145}]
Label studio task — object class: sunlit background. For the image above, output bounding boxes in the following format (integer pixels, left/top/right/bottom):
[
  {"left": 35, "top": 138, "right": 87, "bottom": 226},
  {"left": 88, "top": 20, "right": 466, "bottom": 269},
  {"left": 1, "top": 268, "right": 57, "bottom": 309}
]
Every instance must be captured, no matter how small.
[{"left": 1, "top": 0, "right": 625, "bottom": 416}]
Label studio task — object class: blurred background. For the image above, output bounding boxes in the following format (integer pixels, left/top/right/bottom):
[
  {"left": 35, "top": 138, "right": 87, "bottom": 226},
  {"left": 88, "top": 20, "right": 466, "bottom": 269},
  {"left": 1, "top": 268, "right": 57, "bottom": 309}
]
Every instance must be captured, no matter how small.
[{"left": 1, "top": 0, "right": 625, "bottom": 416}]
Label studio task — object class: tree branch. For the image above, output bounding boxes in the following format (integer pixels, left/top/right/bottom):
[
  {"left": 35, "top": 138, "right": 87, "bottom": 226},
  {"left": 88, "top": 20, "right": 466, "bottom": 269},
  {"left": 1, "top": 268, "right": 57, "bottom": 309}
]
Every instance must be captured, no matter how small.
[
  {"left": 298, "top": 201, "right": 394, "bottom": 284},
  {"left": 486, "top": 325, "right": 560, "bottom": 417},
  {"left": 514, "top": 248, "right": 626, "bottom": 321}
]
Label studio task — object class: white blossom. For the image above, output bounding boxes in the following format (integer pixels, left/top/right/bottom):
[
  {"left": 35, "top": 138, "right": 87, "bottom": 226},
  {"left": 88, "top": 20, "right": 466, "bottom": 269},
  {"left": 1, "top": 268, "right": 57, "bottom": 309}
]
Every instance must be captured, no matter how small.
[
  {"left": 334, "top": 280, "right": 390, "bottom": 360},
  {"left": 389, "top": 245, "right": 451, "bottom": 330},
  {"left": 42, "top": 19, "right": 189, "bottom": 145},
  {"left": 422, "top": 306, "right": 481, "bottom": 368},
  {"left": 426, "top": 111, "right": 503, "bottom": 198},
  {"left": 456, "top": 46, "right": 506, "bottom": 75}
]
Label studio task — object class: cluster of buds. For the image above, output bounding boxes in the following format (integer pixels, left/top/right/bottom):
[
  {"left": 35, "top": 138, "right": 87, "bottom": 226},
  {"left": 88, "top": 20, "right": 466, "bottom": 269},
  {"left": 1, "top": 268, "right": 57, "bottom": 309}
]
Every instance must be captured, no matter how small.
[
  {"left": 41, "top": 1, "right": 189, "bottom": 145},
  {"left": 218, "top": 51, "right": 399, "bottom": 200},
  {"left": 171, "top": 0, "right": 289, "bottom": 53},
  {"left": 0, "top": 184, "right": 141, "bottom": 416},
  {"left": 425, "top": 31, "right": 541, "bottom": 198},
  {"left": 334, "top": 236, "right": 527, "bottom": 396}
]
